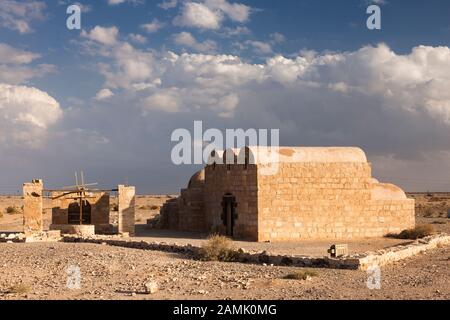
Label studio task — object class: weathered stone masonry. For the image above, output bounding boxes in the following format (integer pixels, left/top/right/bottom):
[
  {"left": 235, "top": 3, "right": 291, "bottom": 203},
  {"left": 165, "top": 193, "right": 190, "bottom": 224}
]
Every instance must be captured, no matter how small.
[
  {"left": 118, "top": 185, "right": 136, "bottom": 236},
  {"left": 160, "top": 147, "right": 415, "bottom": 242},
  {"left": 22, "top": 180, "right": 136, "bottom": 236},
  {"left": 23, "top": 179, "right": 44, "bottom": 235}
]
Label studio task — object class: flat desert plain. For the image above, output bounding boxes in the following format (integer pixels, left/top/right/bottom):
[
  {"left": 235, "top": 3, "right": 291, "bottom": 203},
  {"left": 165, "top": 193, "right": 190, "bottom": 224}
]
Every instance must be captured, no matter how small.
[{"left": 0, "top": 193, "right": 449, "bottom": 300}]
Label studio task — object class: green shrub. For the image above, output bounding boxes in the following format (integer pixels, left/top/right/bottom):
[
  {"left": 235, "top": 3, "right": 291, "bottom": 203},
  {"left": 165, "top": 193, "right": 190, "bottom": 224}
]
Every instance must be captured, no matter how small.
[
  {"left": 197, "top": 235, "right": 239, "bottom": 262},
  {"left": 283, "top": 270, "right": 318, "bottom": 280}
]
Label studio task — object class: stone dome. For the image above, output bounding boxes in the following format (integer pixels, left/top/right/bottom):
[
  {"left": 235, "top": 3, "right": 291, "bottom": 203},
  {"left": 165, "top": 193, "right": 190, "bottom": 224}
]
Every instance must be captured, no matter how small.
[{"left": 188, "top": 169, "right": 205, "bottom": 188}]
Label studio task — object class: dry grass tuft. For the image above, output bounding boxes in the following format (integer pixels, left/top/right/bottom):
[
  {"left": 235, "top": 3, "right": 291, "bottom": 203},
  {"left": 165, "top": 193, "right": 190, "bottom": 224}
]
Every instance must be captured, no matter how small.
[
  {"left": 8, "top": 283, "right": 31, "bottom": 294},
  {"left": 139, "top": 205, "right": 160, "bottom": 211},
  {"left": 389, "top": 224, "right": 435, "bottom": 240},
  {"left": 283, "top": 270, "right": 318, "bottom": 280},
  {"left": 423, "top": 208, "right": 434, "bottom": 218},
  {"left": 147, "top": 214, "right": 161, "bottom": 228},
  {"left": 197, "top": 235, "right": 239, "bottom": 262},
  {"left": 6, "top": 206, "right": 21, "bottom": 215}
]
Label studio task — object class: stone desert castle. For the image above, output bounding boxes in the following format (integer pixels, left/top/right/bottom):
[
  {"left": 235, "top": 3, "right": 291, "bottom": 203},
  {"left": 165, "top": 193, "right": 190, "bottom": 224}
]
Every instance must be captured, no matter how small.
[{"left": 160, "top": 147, "right": 415, "bottom": 242}]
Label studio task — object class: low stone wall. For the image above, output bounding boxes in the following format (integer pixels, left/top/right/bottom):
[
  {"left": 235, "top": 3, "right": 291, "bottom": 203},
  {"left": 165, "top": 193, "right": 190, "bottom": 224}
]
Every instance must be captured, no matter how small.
[
  {"left": 0, "top": 233, "right": 26, "bottom": 243},
  {"left": 0, "top": 231, "right": 61, "bottom": 243},
  {"left": 356, "top": 234, "right": 450, "bottom": 270},
  {"left": 3, "top": 232, "right": 449, "bottom": 270},
  {"left": 63, "top": 235, "right": 197, "bottom": 254},
  {"left": 61, "top": 233, "right": 450, "bottom": 270},
  {"left": 50, "top": 224, "right": 95, "bottom": 237}
]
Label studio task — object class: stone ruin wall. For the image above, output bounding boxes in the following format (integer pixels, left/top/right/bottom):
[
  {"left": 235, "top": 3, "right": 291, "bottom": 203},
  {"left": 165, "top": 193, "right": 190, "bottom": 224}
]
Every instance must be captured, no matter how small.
[
  {"left": 257, "top": 162, "right": 415, "bottom": 242},
  {"left": 159, "top": 164, "right": 260, "bottom": 239},
  {"left": 177, "top": 185, "right": 205, "bottom": 232},
  {"left": 158, "top": 147, "right": 415, "bottom": 242},
  {"left": 204, "top": 164, "right": 259, "bottom": 240},
  {"left": 159, "top": 173, "right": 206, "bottom": 232},
  {"left": 117, "top": 185, "right": 136, "bottom": 236},
  {"left": 23, "top": 180, "right": 44, "bottom": 235},
  {"left": 50, "top": 191, "right": 111, "bottom": 233},
  {"left": 21, "top": 179, "right": 137, "bottom": 236},
  {"left": 159, "top": 198, "right": 180, "bottom": 230}
]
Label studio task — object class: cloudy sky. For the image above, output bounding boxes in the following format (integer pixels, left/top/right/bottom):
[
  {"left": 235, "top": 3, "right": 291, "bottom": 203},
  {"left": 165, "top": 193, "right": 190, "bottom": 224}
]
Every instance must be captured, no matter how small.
[{"left": 1, "top": 0, "right": 450, "bottom": 193}]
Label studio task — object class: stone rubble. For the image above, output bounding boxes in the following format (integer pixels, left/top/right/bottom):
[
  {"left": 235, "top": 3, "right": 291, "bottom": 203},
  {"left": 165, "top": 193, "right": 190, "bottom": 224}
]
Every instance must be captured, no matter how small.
[
  {"left": 61, "top": 233, "right": 450, "bottom": 270},
  {"left": 143, "top": 281, "right": 158, "bottom": 294}
]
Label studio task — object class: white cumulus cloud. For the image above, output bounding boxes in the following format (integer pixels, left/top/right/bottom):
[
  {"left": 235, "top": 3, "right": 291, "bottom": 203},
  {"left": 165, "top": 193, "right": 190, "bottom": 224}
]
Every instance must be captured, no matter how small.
[
  {"left": 159, "top": 0, "right": 178, "bottom": 10},
  {"left": 0, "top": 84, "right": 63, "bottom": 148},
  {"left": 107, "top": 0, "right": 143, "bottom": 5},
  {"left": 82, "top": 26, "right": 119, "bottom": 46},
  {"left": 204, "top": 0, "right": 251, "bottom": 23},
  {"left": 95, "top": 88, "right": 115, "bottom": 100},
  {"left": 141, "top": 19, "right": 164, "bottom": 33},
  {"left": 174, "top": 2, "right": 222, "bottom": 30},
  {"left": 173, "top": 1, "right": 251, "bottom": 30},
  {"left": 0, "top": 43, "right": 56, "bottom": 85},
  {"left": 0, "top": 43, "right": 41, "bottom": 64},
  {"left": 173, "top": 32, "right": 217, "bottom": 53},
  {"left": 0, "top": 0, "right": 46, "bottom": 34}
]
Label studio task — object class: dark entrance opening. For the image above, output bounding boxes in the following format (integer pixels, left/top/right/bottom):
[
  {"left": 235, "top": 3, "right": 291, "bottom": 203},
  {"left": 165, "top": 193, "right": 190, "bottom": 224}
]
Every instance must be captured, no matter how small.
[
  {"left": 221, "top": 194, "right": 237, "bottom": 237},
  {"left": 68, "top": 200, "right": 91, "bottom": 225}
]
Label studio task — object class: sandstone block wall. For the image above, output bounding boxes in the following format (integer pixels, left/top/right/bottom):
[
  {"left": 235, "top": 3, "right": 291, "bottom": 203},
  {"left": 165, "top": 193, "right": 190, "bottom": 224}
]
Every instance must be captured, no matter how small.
[
  {"left": 178, "top": 186, "right": 205, "bottom": 232},
  {"left": 51, "top": 191, "right": 110, "bottom": 226},
  {"left": 118, "top": 185, "right": 136, "bottom": 236},
  {"left": 204, "top": 164, "right": 259, "bottom": 240},
  {"left": 160, "top": 198, "right": 180, "bottom": 229},
  {"left": 23, "top": 180, "right": 44, "bottom": 234},
  {"left": 158, "top": 147, "right": 415, "bottom": 242},
  {"left": 257, "top": 163, "right": 415, "bottom": 242}
]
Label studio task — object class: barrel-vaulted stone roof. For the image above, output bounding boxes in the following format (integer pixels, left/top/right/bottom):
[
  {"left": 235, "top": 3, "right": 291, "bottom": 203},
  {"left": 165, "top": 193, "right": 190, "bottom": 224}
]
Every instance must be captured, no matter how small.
[{"left": 208, "top": 147, "right": 368, "bottom": 165}]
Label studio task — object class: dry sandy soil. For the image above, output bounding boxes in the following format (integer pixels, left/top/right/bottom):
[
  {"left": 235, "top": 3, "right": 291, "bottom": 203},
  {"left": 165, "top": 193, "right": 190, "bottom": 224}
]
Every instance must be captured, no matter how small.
[
  {"left": 0, "top": 193, "right": 449, "bottom": 300},
  {"left": 0, "top": 242, "right": 448, "bottom": 300},
  {"left": 410, "top": 193, "right": 450, "bottom": 234}
]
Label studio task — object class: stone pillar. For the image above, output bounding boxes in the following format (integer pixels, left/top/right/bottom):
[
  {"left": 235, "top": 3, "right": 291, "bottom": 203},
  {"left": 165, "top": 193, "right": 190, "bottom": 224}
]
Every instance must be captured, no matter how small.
[
  {"left": 23, "top": 179, "right": 44, "bottom": 234},
  {"left": 118, "top": 185, "right": 135, "bottom": 236}
]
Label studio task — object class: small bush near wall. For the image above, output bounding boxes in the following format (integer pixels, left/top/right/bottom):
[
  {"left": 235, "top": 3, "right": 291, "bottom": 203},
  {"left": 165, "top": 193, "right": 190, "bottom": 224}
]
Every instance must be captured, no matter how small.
[
  {"left": 388, "top": 224, "right": 435, "bottom": 240},
  {"left": 197, "top": 235, "right": 239, "bottom": 262},
  {"left": 283, "top": 270, "right": 318, "bottom": 281},
  {"left": 6, "top": 206, "right": 21, "bottom": 215}
]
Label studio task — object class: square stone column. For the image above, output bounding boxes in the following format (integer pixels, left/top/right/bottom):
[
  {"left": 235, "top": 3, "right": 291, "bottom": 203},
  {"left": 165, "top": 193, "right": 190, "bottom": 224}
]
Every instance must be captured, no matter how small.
[
  {"left": 23, "top": 179, "right": 44, "bottom": 234},
  {"left": 118, "top": 185, "right": 135, "bottom": 236}
]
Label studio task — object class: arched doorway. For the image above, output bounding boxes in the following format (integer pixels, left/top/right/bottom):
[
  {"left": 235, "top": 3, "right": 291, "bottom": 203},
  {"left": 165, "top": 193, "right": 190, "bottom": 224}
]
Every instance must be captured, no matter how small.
[
  {"left": 221, "top": 194, "right": 237, "bottom": 237},
  {"left": 68, "top": 200, "right": 91, "bottom": 225}
]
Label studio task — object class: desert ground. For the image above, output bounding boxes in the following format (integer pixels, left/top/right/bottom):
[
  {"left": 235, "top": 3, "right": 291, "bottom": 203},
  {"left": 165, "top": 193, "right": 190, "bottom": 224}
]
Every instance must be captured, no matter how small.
[{"left": 0, "top": 193, "right": 449, "bottom": 300}]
